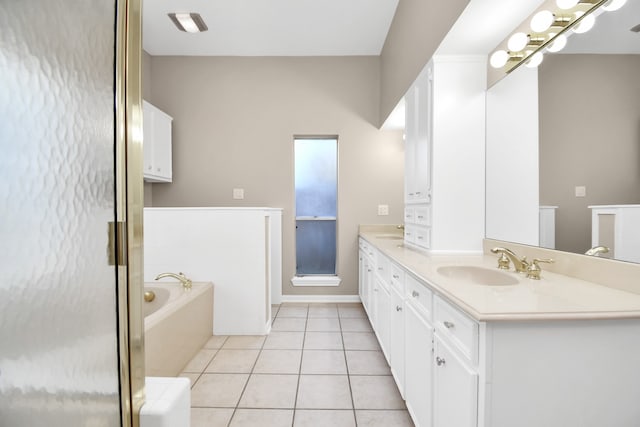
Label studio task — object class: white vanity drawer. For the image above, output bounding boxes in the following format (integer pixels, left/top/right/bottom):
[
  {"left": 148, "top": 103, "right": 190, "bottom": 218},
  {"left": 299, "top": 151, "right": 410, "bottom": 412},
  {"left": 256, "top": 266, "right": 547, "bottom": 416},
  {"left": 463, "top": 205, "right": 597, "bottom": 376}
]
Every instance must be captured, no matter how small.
[
  {"left": 404, "top": 224, "right": 417, "bottom": 244},
  {"left": 375, "top": 252, "right": 390, "bottom": 283},
  {"left": 390, "top": 263, "right": 405, "bottom": 293},
  {"left": 414, "top": 207, "right": 431, "bottom": 226},
  {"left": 405, "top": 274, "right": 433, "bottom": 321},
  {"left": 404, "top": 207, "right": 415, "bottom": 223},
  {"left": 415, "top": 227, "right": 430, "bottom": 249},
  {"left": 434, "top": 295, "right": 478, "bottom": 364}
]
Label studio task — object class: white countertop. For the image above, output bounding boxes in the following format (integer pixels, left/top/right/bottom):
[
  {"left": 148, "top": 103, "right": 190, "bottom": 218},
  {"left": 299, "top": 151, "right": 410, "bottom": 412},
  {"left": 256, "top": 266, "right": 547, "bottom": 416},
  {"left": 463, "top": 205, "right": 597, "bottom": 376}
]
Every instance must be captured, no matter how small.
[{"left": 360, "top": 231, "right": 640, "bottom": 321}]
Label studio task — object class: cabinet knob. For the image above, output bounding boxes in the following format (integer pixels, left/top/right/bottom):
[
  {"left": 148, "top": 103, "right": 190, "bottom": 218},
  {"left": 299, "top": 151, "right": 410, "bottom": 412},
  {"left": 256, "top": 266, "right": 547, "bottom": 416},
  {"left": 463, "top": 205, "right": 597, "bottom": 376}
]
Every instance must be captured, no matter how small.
[
  {"left": 374, "top": 288, "right": 379, "bottom": 292},
  {"left": 418, "top": 236, "right": 424, "bottom": 240},
  {"left": 396, "top": 306, "right": 402, "bottom": 312},
  {"left": 378, "top": 267, "right": 383, "bottom": 271},
  {"left": 412, "top": 290, "right": 420, "bottom": 298},
  {"left": 436, "top": 357, "right": 446, "bottom": 366},
  {"left": 392, "top": 274, "right": 400, "bottom": 279},
  {"left": 417, "top": 215, "right": 424, "bottom": 219},
  {"left": 367, "top": 269, "right": 372, "bottom": 272},
  {"left": 416, "top": 191, "right": 421, "bottom": 195},
  {"left": 443, "top": 321, "right": 455, "bottom": 329}
]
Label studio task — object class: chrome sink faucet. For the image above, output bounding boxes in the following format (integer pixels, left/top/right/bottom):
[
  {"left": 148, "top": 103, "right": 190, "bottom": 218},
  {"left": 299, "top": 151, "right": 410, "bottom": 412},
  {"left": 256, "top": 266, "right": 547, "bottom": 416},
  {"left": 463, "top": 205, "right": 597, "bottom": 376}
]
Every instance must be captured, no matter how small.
[
  {"left": 491, "top": 247, "right": 529, "bottom": 273},
  {"left": 155, "top": 271, "right": 192, "bottom": 290}
]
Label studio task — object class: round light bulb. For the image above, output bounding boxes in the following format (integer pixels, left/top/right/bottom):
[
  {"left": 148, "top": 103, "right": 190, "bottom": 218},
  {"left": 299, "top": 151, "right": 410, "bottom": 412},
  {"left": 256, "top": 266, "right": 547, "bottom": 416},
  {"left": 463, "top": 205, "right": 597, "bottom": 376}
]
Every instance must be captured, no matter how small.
[
  {"left": 531, "top": 10, "right": 554, "bottom": 33},
  {"left": 490, "top": 50, "right": 509, "bottom": 68},
  {"left": 525, "top": 52, "right": 544, "bottom": 68},
  {"left": 602, "top": 0, "right": 627, "bottom": 11},
  {"left": 556, "top": 0, "right": 579, "bottom": 9},
  {"left": 507, "top": 32, "right": 529, "bottom": 52},
  {"left": 547, "top": 34, "right": 567, "bottom": 52},
  {"left": 573, "top": 12, "right": 595, "bottom": 34}
]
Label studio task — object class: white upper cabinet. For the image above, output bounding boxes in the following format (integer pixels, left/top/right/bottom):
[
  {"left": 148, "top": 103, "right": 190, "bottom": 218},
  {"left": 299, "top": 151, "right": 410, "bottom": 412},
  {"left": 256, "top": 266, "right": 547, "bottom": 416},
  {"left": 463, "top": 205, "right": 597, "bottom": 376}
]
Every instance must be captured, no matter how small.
[
  {"left": 143, "top": 100, "right": 173, "bottom": 183},
  {"left": 404, "top": 56, "right": 486, "bottom": 253}
]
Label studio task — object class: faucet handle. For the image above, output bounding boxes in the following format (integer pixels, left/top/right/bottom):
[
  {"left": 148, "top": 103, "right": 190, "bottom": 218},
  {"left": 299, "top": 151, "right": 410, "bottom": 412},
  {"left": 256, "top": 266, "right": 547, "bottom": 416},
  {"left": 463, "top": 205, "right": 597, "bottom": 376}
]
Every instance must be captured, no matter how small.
[
  {"left": 526, "top": 258, "right": 554, "bottom": 280},
  {"left": 496, "top": 253, "right": 510, "bottom": 270}
]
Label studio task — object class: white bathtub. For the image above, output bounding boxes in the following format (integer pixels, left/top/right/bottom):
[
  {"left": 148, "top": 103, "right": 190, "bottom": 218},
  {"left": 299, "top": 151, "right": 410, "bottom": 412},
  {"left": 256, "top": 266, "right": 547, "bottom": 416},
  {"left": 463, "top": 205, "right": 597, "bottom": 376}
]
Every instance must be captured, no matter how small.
[{"left": 144, "top": 282, "right": 213, "bottom": 377}]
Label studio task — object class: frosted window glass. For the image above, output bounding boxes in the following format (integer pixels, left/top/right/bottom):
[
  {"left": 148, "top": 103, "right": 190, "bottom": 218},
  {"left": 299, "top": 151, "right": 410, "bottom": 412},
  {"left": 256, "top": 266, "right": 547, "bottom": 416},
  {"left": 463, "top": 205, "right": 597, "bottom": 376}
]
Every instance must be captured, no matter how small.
[
  {"left": 0, "top": 1, "right": 120, "bottom": 425},
  {"left": 295, "top": 139, "right": 337, "bottom": 218},
  {"left": 294, "top": 138, "right": 338, "bottom": 275},
  {"left": 296, "top": 220, "right": 337, "bottom": 275}
]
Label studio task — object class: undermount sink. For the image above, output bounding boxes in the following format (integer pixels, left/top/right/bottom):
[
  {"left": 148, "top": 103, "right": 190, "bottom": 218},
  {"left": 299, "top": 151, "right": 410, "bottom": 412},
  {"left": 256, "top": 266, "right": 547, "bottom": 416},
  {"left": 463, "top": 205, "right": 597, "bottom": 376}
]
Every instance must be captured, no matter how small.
[
  {"left": 437, "top": 266, "right": 519, "bottom": 286},
  {"left": 376, "top": 234, "right": 403, "bottom": 240}
]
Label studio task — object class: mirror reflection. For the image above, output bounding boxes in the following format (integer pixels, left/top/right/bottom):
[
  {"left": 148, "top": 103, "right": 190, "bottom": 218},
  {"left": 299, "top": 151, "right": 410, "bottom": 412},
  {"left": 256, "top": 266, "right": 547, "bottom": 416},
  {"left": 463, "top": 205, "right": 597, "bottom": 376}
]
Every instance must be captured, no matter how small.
[{"left": 486, "top": 0, "right": 640, "bottom": 262}]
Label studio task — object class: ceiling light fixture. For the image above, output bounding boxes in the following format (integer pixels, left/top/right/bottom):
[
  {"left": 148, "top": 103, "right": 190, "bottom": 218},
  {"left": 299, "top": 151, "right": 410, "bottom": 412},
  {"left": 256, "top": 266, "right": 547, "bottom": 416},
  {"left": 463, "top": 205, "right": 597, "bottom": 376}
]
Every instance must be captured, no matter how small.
[{"left": 168, "top": 13, "right": 208, "bottom": 33}]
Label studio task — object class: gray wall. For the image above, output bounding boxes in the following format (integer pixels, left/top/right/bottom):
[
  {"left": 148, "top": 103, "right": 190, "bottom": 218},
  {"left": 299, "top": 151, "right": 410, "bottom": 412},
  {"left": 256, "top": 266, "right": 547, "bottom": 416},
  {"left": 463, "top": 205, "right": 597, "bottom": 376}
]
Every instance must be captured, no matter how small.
[
  {"left": 539, "top": 54, "right": 640, "bottom": 254},
  {"left": 146, "top": 56, "right": 404, "bottom": 296},
  {"left": 379, "top": 0, "right": 468, "bottom": 125}
]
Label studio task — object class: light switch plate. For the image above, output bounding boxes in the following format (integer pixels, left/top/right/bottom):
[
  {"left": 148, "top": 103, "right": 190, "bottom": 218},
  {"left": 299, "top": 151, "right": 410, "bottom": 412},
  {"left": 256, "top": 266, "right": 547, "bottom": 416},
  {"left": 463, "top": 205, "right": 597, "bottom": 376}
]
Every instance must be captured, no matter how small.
[
  {"left": 233, "top": 188, "right": 244, "bottom": 200},
  {"left": 575, "top": 186, "right": 586, "bottom": 197},
  {"left": 378, "top": 204, "right": 389, "bottom": 216}
]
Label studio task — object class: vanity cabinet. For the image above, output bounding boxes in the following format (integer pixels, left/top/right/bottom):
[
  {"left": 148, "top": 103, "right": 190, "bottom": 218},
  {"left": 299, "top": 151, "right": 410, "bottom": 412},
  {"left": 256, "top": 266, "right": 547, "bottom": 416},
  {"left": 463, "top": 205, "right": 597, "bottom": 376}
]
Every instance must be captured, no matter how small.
[
  {"left": 143, "top": 100, "right": 173, "bottom": 183},
  {"left": 360, "top": 235, "right": 640, "bottom": 427}
]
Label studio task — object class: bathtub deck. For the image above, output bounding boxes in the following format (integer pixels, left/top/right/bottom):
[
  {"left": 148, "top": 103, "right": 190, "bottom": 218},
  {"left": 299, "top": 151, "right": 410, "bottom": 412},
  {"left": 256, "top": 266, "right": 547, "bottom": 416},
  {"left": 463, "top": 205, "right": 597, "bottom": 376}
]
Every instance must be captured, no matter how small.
[{"left": 178, "top": 302, "right": 414, "bottom": 427}]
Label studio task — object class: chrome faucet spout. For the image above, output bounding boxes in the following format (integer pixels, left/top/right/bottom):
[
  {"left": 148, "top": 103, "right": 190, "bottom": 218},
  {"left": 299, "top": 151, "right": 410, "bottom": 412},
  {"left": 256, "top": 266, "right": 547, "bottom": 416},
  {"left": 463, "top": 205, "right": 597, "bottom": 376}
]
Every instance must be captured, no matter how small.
[
  {"left": 490, "top": 247, "right": 529, "bottom": 273},
  {"left": 155, "top": 272, "right": 192, "bottom": 290}
]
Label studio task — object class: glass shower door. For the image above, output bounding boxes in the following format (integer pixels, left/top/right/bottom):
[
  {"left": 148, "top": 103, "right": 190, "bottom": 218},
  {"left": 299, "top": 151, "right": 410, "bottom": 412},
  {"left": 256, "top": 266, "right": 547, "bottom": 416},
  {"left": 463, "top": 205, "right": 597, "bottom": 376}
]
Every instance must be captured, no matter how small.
[{"left": 0, "top": 1, "right": 135, "bottom": 425}]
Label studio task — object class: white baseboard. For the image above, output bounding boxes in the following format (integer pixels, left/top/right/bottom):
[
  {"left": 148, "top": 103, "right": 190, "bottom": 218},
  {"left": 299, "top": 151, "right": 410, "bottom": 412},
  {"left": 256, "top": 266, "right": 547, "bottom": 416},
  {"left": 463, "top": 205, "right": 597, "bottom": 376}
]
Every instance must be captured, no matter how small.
[
  {"left": 280, "top": 294, "right": 362, "bottom": 304},
  {"left": 291, "top": 276, "right": 342, "bottom": 287}
]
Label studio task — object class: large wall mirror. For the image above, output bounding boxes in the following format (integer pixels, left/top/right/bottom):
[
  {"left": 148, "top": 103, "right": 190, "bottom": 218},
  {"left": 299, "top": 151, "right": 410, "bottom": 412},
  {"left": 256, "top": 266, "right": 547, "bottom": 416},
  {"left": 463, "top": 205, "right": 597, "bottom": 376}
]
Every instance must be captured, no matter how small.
[{"left": 486, "top": 0, "right": 640, "bottom": 262}]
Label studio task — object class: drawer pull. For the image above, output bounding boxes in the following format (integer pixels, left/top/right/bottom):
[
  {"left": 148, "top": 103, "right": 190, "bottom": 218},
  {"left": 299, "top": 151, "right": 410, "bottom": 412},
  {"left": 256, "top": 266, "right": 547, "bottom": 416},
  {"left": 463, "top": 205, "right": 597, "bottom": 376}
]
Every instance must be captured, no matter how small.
[
  {"left": 367, "top": 269, "right": 372, "bottom": 272},
  {"left": 392, "top": 274, "right": 400, "bottom": 279},
  {"left": 412, "top": 290, "right": 420, "bottom": 298},
  {"left": 378, "top": 267, "right": 383, "bottom": 271},
  {"left": 417, "top": 215, "right": 424, "bottom": 219},
  {"left": 418, "top": 236, "right": 424, "bottom": 240},
  {"left": 396, "top": 306, "right": 402, "bottom": 312},
  {"left": 374, "top": 288, "right": 379, "bottom": 292},
  {"left": 444, "top": 321, "right": 455, "bottom": 329},
  {"left": 436, "top": 357, "right": 446, "bottom": 366}
]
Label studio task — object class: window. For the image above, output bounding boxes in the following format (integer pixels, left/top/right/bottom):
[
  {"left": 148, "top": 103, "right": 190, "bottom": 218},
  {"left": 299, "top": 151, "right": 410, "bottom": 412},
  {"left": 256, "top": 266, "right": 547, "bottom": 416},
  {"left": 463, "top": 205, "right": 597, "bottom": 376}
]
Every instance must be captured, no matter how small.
[{"left": 294, "top": 137, "right": 338, "bottom": 277}]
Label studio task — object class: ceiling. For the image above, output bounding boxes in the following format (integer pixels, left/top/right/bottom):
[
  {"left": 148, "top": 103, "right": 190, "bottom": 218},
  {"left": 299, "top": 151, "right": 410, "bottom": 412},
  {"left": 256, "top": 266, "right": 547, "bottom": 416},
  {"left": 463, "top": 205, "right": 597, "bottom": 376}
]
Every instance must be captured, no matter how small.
[{"left": 142, "top": 0, "right": 399, "bottom": 56}]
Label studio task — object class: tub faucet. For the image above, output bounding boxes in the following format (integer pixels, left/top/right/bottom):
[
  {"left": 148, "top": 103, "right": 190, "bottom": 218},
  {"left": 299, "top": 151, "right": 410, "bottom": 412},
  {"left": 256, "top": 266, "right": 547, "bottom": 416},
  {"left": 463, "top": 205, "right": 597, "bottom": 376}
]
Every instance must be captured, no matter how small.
[
  {"left": 155, "top": 272, "right": 192, "bottom": 290},
  {"left": 585, "top": 246, "right": 610, "bottom": 257},
  {"left": 490, "top": 247, "right": 529, "bottom": 273}
]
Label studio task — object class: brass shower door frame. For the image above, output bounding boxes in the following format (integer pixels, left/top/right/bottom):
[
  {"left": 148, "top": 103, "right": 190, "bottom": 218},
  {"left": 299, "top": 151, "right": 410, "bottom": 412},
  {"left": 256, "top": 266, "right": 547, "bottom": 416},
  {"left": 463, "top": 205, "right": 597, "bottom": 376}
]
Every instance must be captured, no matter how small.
[{"left": 115, "top": 0, "right": 145, "bottom": 425}]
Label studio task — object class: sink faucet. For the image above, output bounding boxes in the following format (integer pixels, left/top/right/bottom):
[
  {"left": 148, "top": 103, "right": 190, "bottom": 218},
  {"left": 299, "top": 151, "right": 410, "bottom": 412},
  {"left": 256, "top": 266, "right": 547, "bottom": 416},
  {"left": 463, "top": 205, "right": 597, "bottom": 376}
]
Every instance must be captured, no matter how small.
[
  {"left": 490, "top": 247, "right": 529, "bottom": 273},
  {"left": 585, "top": 246, "right": 610, "bottom": 257},
  {"left": 155, "top": 272, "right": 192, "bottom": 290}
]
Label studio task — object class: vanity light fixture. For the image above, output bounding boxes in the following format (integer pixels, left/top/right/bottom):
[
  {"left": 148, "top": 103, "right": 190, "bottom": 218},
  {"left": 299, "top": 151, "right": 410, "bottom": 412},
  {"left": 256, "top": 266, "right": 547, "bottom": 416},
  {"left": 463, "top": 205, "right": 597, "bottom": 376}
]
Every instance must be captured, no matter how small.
[
  {"left": 168, "top": 13, "right": 208, "bottom": 33},
  {"left": 488, "top": 0, "right": 627, "bottom": 85}
]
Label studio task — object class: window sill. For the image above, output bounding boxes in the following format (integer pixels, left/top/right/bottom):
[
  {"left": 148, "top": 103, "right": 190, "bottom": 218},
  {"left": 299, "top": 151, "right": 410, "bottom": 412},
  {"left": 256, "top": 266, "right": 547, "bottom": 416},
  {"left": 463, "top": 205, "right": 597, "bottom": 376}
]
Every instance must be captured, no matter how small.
[{"left": 291, "top": 276, "right": 341, "bottom": 287}]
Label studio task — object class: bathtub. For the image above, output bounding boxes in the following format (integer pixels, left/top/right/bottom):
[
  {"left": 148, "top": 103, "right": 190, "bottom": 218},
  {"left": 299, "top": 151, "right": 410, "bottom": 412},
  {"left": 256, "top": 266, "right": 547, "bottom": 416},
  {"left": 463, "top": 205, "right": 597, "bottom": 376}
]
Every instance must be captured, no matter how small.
[{"left": 144, "top": 281, "right": 213, "bottom": 377}]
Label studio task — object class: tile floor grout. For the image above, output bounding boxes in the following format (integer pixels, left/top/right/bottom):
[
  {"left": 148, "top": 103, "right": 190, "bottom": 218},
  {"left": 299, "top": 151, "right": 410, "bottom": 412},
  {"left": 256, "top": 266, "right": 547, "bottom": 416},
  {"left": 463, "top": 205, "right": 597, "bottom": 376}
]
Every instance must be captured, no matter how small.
[{"left": 184, "top": 303, "right": 415, "bottom": 427}]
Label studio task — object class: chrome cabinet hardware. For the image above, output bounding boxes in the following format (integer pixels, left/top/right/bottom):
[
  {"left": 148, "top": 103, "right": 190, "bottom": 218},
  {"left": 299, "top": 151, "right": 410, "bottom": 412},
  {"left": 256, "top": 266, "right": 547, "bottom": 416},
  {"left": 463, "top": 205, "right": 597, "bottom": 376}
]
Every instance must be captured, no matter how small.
[
  {"left": 393, "top": 274, "right": 400, "bottom": 279},
  {"left": 436, "top": 357, "right": 446, "bottom": 366},
  {"left": 396, "top": 306, "right": 402, "bottom": 312},
  {"left": 412, "top": 290, "right": 420, "bottom": 298},
  {"left": 444, "top": 321, "right": 455, "bottom": 329}
]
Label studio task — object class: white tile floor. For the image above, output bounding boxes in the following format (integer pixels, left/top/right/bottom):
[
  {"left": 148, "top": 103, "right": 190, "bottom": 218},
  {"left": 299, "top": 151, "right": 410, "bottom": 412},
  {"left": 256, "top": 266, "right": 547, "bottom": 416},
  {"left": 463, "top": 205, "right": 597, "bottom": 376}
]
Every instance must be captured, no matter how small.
[{"left": 180, "top": 302, "right": 415, "bottom": 427}]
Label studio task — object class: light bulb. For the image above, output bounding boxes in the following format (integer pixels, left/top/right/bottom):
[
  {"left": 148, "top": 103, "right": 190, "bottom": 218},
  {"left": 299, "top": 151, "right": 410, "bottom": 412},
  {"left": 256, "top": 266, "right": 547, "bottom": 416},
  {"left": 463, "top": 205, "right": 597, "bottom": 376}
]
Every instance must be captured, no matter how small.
[
  {"left": 490, "top": 50, "right": 510, "bottom": 68},
  {"left": 507, "top": 33, "right": 529, "bottom": 52},
  {"left": 525, "top": 52, "right": 544, "bottom": 68},
  {"left": 602, "top": 0, "right": 627, "bottom": 11},
  {"left": 573, "top": 12, "right": 595, "bottom": 34},
  {"left": 547, "top": 34, "right": 567, "bottom": 52},
  {"left": 556, "top": 0, "right": 579, "bottom": 9},
  {"left": 531, "top": 10, "right": 554, "bottom": 33}
]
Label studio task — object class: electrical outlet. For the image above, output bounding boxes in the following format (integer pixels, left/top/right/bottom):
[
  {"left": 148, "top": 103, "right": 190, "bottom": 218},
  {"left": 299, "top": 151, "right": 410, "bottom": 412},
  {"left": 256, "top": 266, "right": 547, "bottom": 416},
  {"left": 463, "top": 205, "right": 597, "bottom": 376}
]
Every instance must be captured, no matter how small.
[
  {"left": 378, "top": 204, "right": 389, "bottom": 216},
  {"left": 575, "top": 186, "right": 586, "bottom": 197},
  {"left": 233, "top": 188, "right": 244, "bottom": 200}
]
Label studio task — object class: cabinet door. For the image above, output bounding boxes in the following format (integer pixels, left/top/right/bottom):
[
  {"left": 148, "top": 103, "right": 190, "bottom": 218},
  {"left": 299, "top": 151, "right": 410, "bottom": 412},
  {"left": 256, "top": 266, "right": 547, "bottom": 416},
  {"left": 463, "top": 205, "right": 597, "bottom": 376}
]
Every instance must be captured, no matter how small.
[
  {"left": 405, "top": 85, "right": 418, "bottom": 202},
  {"left": 390, "top": 287, "right": 405, "bottom": 398},
  {"left": 152, "top": 108, "right": 172, "bottom": 181},
  {"left": 414, "top": 67, "right": 432, "bottom": 203},
  {"left": 433, "top": 334, "right": 478, "bottom": 427},
  {"left": 374, "top": 277, "right": 391, "bottom": 359},
  {"left": 362, "top": 255, "right": 374, "bottom": 315},
  {"left": 405, "top": 302, "right": 433, "bottom": 427},
  {"left": 142, "top": 101, "right": 155, "bottom": 176}
]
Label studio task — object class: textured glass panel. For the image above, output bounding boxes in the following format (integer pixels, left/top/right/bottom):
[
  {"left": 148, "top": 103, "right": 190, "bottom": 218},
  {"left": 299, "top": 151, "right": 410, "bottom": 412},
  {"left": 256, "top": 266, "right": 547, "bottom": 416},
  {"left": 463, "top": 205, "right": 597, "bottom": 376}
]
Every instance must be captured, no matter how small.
[
  {"left": 0, "top": 1, "right": 120, "bottom": 425},
  {"left": 295, "top": 139, "right": 337, "bottom": 217},
  {"left": 296, "top": 220, "right": 337, "bottom": 275}
]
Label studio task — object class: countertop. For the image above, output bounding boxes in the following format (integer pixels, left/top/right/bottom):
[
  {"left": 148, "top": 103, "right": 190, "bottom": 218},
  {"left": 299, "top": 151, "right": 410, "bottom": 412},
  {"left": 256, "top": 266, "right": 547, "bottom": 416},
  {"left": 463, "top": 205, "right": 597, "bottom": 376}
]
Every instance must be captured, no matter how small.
[{"left": 360, "top": 231, "right": 640, "bottom": 321}]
